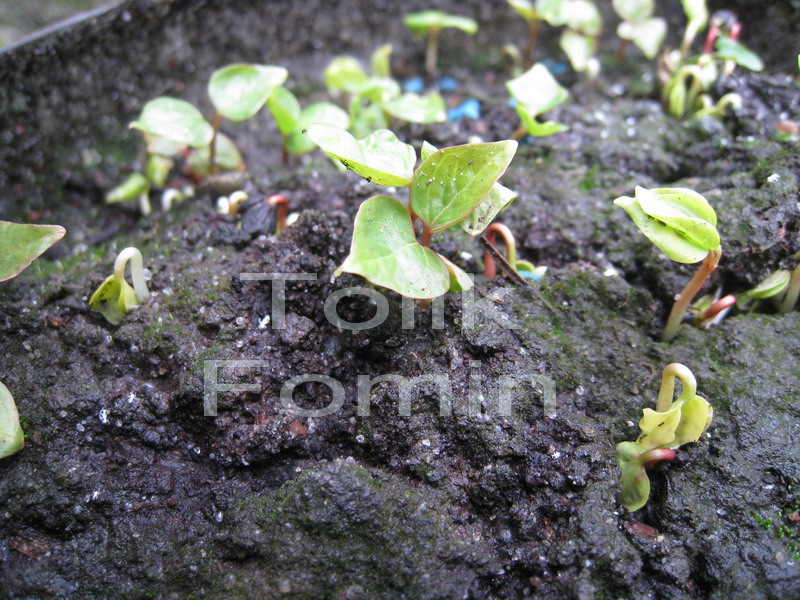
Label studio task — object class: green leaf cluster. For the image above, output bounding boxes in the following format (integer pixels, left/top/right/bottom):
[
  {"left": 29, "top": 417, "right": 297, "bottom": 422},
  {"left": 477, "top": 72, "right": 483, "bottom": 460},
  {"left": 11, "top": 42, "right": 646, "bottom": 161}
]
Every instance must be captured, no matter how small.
[
  {"left": 308, "top": 125, "right": 518, "bottom": 298},
  {"left": 613, "top": 0, "right": 666, "bottom": 59}
]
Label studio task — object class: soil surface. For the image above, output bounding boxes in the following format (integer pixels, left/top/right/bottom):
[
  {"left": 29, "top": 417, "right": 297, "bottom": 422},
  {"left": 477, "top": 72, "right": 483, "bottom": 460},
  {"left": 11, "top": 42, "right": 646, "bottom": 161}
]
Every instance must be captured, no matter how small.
[{"left": 1, "top": 1, "right": 799, "bottom": 599}]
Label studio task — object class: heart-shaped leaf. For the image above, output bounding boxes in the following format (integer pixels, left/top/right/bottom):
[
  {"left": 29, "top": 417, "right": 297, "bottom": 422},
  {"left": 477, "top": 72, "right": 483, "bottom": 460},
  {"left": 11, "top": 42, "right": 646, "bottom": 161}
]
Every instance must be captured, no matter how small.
[
  {"left": 339, "top": 195, "right": 450, "bottom": 299},
  {"left": 130, "top": 97, "right": 214, "bottom": 149},
  {"left": 617, "top": 17, "right": 666, "bottom": 59},
  {"left": 515, "top": 105, "right": 569, "bottom": 137},
  {"left": 411, "top": 140, "right": 518, "bottom": 233},
  {"left": 560, "top": 30, "right": 597, "bottom": 72},
  {"left": 383, "top": 92, "right": 447, "bottom": 124},
  {"left": 325, "top": 56, "right": 369, "bottom": 94},
  {"left": 286, "top": 103, "right": 350, "bottom": 155},
  {"left": 614, "top": 186, "right": 719, "bottom": 264},
  {"left": 208, "top": 64, "right": 288, "bottom": 121},
  {"left": 506, "top": 63, "right": 569, "bottom": 117},
  {"left": 0, "top": 221, "right": 66, "bottom": 282},
  {"left": 715, "top": 37, "right": 763, "bottom": 72},
  {"left": 306, "top": 125, "right": 416, "bottom": 186},
  {"left": 404, "top": 11, "right": 478, "bottom": 35},
  {"left": 0, "top": 381, "right": 24, "bottom": 459}
]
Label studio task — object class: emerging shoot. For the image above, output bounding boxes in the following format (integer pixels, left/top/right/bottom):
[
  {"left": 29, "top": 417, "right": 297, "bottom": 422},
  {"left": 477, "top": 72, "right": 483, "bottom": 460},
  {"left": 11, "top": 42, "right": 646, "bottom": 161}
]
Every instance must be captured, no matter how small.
[
  {"left": 89, "top": 247, "right": 151, "bottom": 325},
  {"left": 268, "top": 194, "right": 289, "bottom": 235},
  {"left": 403, "top": 10, "right": 478, "bottom": 75},
  {"left": 506, "top": 63, "right": 569, "bottom": 138},
  {"left": 614, "top": 186, "right": 721, "bottom": 342},
  {"left": 482, "top": 223, "right": 542, "bottom": 280}
]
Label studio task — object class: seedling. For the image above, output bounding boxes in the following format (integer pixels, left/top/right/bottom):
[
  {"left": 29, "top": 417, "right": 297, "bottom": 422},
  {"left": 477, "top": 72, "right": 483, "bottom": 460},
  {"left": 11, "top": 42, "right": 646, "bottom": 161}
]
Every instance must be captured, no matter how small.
[
  {"left": 268, "top": 194, "right": 290, "bottom": 235},
  {"left": 617, "top": 362, "right": 713, "bottom": 510},
  {"left": 691, "top": 292, "right": 736, "bottom": 328},
  {"left": 307, "top": 125, "right": 517, "bottom": 298},
  {"left": 614, "top": 186, "right": 721, "bottom": 342},
  {"left": 482, "top": 223, "right": 543, "bottom": 280},
  {"left": 738, "top": 263, "right": 800, "bottom": 314},
  {"left": 0, "top": 221, "right": 66, "bottom": 282},
  {"left": 679, "top": 0, "right": 708, "bottom": 58},
  {"left": 558, "top": 0, "right": 602, "bottom": 76},
  {"left": 403, "top": 10, "right": 478, "bottom": 75},
  {"left": 89, "top": 247, "right": 151, "bottom": 325},
  {"left": 613, "top": 0, "right": 666, "bottom": 60},
  {"left": 506, "top": 0, "right": 569, "bottom": 66},
  {"left": 0, "top": 381, "right": 24, "bottom": 460},
  {"left": 506, "top": 63, "right": 569, "bottom": 138}
]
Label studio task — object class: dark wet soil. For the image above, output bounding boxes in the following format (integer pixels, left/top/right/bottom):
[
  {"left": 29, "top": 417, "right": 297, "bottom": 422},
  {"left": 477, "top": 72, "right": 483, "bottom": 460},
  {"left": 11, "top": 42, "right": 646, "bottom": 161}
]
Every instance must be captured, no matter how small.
[{"left": 0, "top": 1, "right": 799, "bottom": 599}]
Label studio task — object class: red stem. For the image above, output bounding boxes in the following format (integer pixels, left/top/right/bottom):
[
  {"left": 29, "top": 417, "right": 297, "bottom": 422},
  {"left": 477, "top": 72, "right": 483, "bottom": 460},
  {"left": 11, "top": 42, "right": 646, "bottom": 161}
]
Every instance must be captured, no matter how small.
[
  {"left": 699, "top": 294, "right": 736, "bottom": 322},
  {"left": 268, "top": 194, "right": 288, "bottom": 234},
  {"left": 483, "top": 223, "right": 517, "bottom": 279}
]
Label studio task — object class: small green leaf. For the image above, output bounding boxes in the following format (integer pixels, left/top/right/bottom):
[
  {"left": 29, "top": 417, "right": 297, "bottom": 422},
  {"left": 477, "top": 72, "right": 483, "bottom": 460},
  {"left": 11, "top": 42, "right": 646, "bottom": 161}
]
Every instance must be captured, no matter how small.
[
  {"left": 507, "top": 0, "right": 536, "bottom": 21},
  {"left": 420, "top": 141, "right": 438, "bottom": 162},
  {"left": 506, "top": 63, "right": 569, "bottom": 117},
  {"left": 638, "top": 393, "right": 712, "bottom": 450},
  {"left": 715, "top": 37, "right": 764, "bottom": 72},
  {"left": 188, "top": 133, "right": 245, "bottom": 176},
  {"left": 612, "top": 0, "right": 653, "bottom": 22},
  {"left": 146, "top": 154, "right": 174, "bottom": 188},
  {"left": 286, "top": 103, "right": 350, "bottom": 155},
  {"left": 144, "top": 133, "right": 184, "bottom": 157},
  {"left": 739, "top": 270, "right": 791, "bottom": 300},
  {"left": 617, "top": 17, "right": 666, "bottom": 59},
  {"left": 88, "top": 275, "right": 140, "bottom": 325},
  {"left": 411, "top": 141, "right": 518, "bottom": 233},
  {"left": 266, "top": 86, "right": 302, "bottom": 136},
  {"left": 439, "top": 254, "right": 474, "bottom": 292},
  {"left": 0, "top": 380, "right": 24, "bottom": 459},
  {"left": 681, "top": 0, "right": 708, "bottom": 24},
  {"left": 353, "top": 77, "right": 402, "bottom": 104},
  {"left": 325, "top": 56, "right": 369, "bottom": 94},
  {"left": 383, "top": 92, "right": 447, "bottom": 124},
  {"left": 0, "top": 221, "right": 66, "bottom": 282},
  {"left": 371, "top": 44, "right": 393, "bottom": 79},
  {"left": 537, "top": 0, "right": 569, "bottom": 25},
  {"left": 350, "top": 102, "right": 390, "bottom": 139},
  {"left": 563, "top": 0, "right": 602, "bottom": 35},
  {"left": 404, "top": 11, "right": 478, "bottom": 35},
  {"left": 106, "top": 173, "right": 149, "bottom": 204},
  {"left": 461, "top": 183, "right": 518, "bottom": 236},
  {"left": 515, "top": 105, "right": 569, "bottom": 137},
  {"left": 130, "top": 97, "right": 214, "bottom": 149},
  {"left": 616, "top": 441, "right": 651, "bottom": 512},
  {"left": 208, "top": 64, "right": 288, "bottom": 121},
  {"left": 560, "top": 30, "right": 597, "bottom": 72},
  {"left": 613, "top": 186, "right": 719, "bottom": 264},
  {"left": 306, "top": 125, "right": 416, "bottom": 186},
  {"left": 339, "top": 195, "right": 450, "bottom": 299}
]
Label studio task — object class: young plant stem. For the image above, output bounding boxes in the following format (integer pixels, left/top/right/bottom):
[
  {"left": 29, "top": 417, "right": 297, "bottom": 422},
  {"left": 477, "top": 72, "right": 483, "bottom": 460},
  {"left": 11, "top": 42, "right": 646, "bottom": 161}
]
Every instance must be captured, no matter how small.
[
  {"left": 699, "top": 293, "right": 736, "bottom": 323},
  {"left": 114, "top": 247, "right": 150, "bottom": 303},
  {"left": 662, "top": 247, "right": 722, "bottom": 342},
  {"left": 425, "top": 26, "right": 441, "bottom": 75},
  {"left": 510, "top": 124, "right": 528, "bottom": 141},
  {"left": 702, "top": 23, "right": 719, "bottom": 54},
  {"left": 778, "top": 264, "right": 800, "bottom": 314},
  {"left": 640, "top": 447, "right": 676, "bottom": 468},
  {"left": 268, "top": 194, "right": 289, "bottom": 234},
  {"left": 615, "top": 38, "right": 630, "bottom": 62},
  {"left": 656, "top": 363, "right": 697, "bottom": 412},
  {"left": 483, "top": 223, "right": 517, "bottom": 279},
  {"left": 523, "top": 18, "right": 540, "bottom": 68},
  {"left": 420, "top": 224, "right": 433, "bottom": 248},
  {"left": 209, "top": 111, "right": 222, "bottom": 175}
]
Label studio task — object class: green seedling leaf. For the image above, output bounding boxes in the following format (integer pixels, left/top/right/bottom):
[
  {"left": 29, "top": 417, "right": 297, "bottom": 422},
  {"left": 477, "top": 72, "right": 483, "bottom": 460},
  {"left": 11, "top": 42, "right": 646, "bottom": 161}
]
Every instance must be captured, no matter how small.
[
  {"left": 266, "top": 86, "right": 302, "bottom": 136},
  {"left": 371, "top": 44, "right": 393, "bottom": 79},
  {"left": 144, "top": 133, "right": 184, "bottom": 157},
  {"left": 0, "top": 381, "right": 24, "bottom": 459},
  {"left": 617, "top": 17, "right": 666, "bottom": 59},
  {"left": 538, "top": 0, "right": 569, "bottom": 25},
  {"left": 612, "top": 0, "right": 653, "bottom": 22},
  {"left": 638, "top": 393, "right": 712, "bottom": 449},
  {"left": 515, "top": 105, "right": 569, "bottom": 137},
  {"left": 0, "top": 221, "right": 66, "bottom": 282},
  {"left": 715, "top": 37, "right": 764, "bottom": 72},
  {"left": 383, "top": 92, "right": 447, "bottom": 124},
  {"left": 88, "top": 275, "right": 140, "bottom": 325},
  {"left": 739, "top": 269, "right": 791, "bottom": 300},
  {"left": 614, "top": 186, "right": 719, "bottom": 264},
  {"left": 188, "top": 132, "right": 245, "bottom": 176},
  {"left": 106, "top": 173, "right": 149, "bottom": 204},
  {"left": 339, "top": 195, "right": 450, "bottom": 299},
  {"left": 307, "top": 124, "right": 416, "bottom": 186},
  {"left": 682, "top": 0, "right": 708, "bottom": 25},
  {"left": 616, "top": 441, "right": 651, "bottom": 512},
  {"left": 286, "top": 103, "right": 350, "bottom": 155},
  {"left": 325, "top": 56, "right": 369, "bottom": 94},
  {"left": 508, "top": 0, "right": 536, "bottom": 21},
  {"left": 208, "top": 64, "right": 288, "bottom": 121},
  {"left": 353, "top": 77, "right": 402, "bottom": 104},
  {"left": 420, "top": 141, "right": 438, "bottom": 162},
  {"left": 131, "top": 97, "right": 214, "bottom": 149},
  {"left": 439, "top": 255, "right": 474, "bottom": 292},
  {"left": 146, "top": 154, "right": 174, "bottom": 188},
  {"left": 411, "top": 141, "right": 518, "bottom": 233},
  {"left": 404, "top": 11, "right": 478, "bottom": 35},
  {"left": 506, "top": 63, "right": 569, "bottom": 116},
  {"left": 563, "top": 0, "right": 602, "bottom": 36},
  {"left": 350, "top": 102, "right": 390, "bottom": 139},
  {"left": 461, "top": 183, "right": 518, "bottom": 236},
  {"left": 560, "top": 30, "right": 596, "bottom": 72}
]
